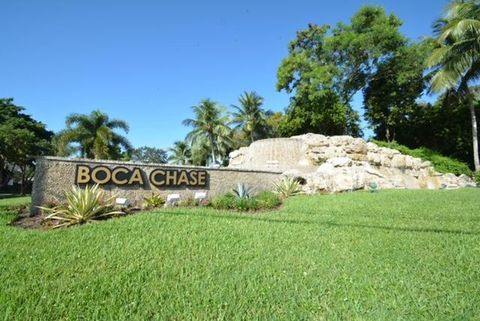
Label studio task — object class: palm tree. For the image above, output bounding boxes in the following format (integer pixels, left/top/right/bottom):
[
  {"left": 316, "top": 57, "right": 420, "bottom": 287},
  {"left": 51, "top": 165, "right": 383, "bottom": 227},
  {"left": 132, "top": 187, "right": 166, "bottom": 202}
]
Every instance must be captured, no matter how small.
[
  {"left": 190, "top": 138, "right": 210, "bottom": 166},
  {"left": 231, "top": 91, "right": 267, "bottom": 143},
  {"left": 182, "top": 99, "right": 232, "bottom": 164},
  {"left": 427, "top": 0, "right": 480, "bottom": 171},
  {"left": 168, "top": 140, "right": 192, "bottom": 165},
  {"left": 58, "top": 110, "right": 132, "bottom": 160}
]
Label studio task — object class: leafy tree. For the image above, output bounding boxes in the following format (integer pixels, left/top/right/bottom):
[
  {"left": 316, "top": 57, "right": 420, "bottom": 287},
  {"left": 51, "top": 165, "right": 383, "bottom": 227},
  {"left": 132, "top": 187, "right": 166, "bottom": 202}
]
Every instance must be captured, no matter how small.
[
  {"left": 277, "top": 91, "right": 359, "bottom": 136},
  {"left": 277, "top": 6, "right": 406, "bottom": 137},
  {"left": 168, "top": 141, "right": 192, "bottom": 165},
  {"left": 427, "top": 0, "right": 480, "bottom": 171},
  {"left": 0, "top": 98, "right": 53, "bottom": 194},
  {"left": 429, "top": 93, "right": 475, "bottom": 164},
  {"left": 264, "top": 111, "right": 285, "bottom": 138},
  {"left": 57, "top": 110, "right": 132, "bottom": 160},
  {"left": 131, "top": 146, "right": 168, "bottom": 164},
  {"left": 182, "top": 99, "right": 232, "bottom": 164},
  {"left": 392, "top": 93, "right": 475, "bottom": 167},
  {"left": 363, "top": 43, "right": 430, "bottom": 141},
  {"left": 231, "top": 91, "right": 268, "bottom": 143}
]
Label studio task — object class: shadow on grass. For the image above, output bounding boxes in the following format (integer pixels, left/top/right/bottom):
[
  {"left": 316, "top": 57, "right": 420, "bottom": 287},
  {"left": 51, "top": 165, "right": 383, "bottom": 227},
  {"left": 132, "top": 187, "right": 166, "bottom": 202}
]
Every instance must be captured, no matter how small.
[
  {"left": 157, "top": 210, "right": 480, "bottom": 236},
  {"left": 0, "top": 194, "right": 28, "bottom": 200}
]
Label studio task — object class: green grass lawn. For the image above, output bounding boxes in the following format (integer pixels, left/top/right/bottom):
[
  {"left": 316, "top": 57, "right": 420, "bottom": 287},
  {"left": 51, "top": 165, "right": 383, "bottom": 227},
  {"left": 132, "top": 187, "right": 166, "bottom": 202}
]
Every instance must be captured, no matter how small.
[
  {"left": 0, "top": 196, "right": 30, "bottom": 210},
  {"left": 1, "top": 190, "right": 480, "bottom": 320}
]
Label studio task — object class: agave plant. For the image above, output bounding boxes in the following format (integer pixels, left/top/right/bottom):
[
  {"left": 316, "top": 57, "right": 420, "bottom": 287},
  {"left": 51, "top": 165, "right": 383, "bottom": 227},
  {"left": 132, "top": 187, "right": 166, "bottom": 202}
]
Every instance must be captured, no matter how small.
[
  {"left": 232, "top": 183, "right": 254, "bottom": 199},
  {"left": 273, "top": 177, "right": 303, "bottom": 198},
  {"left": 368, "top": 181, "right": 379, "bottom": 193},
  {"left": 39, "top": 184, "right": 123, "bottom": 228}
]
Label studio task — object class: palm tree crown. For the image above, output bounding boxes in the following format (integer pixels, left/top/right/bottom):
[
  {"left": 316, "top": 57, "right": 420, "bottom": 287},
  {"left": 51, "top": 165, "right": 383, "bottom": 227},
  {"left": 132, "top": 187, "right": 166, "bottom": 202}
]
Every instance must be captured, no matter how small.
[
  {"left": 58, "top": 110, "right": 132, "bottom": 160},
  {"left": 168, "top": 141, "right": 192, "bottom": 165},
  {"left": 182, "top": 99, "right": 232, "bottom": 165},
  {"left": 427, "top": 0, "right": 480, "bottom": 171},
  {"left": 231, "top": 91, "right": 267, "bottom": 143},
  {"left": 429, "top": 0, "right": 480, "bottom": 92}
]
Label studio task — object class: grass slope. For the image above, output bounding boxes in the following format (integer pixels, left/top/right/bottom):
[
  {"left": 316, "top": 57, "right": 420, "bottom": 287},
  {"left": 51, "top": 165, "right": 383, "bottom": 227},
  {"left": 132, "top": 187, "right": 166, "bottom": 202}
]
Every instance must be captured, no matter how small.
[
  {"left": 1, "top": 190, "right": 480, "bottom": 320},
  {"left": 374, "top": 140, "right": 472, "bottom": 176}
]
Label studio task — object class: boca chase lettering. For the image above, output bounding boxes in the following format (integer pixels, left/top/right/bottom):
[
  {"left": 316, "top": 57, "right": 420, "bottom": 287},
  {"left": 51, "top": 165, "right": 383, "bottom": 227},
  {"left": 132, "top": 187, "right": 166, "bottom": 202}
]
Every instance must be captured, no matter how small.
[{"left": 75, "top": 165, "right": 208, "bottom": 187}]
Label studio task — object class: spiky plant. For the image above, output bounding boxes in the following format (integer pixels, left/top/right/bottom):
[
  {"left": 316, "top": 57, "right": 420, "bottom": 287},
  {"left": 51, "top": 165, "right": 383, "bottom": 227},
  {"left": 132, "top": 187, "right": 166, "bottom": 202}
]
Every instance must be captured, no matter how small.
[
  {"left": 143, "top": 193, "right": 165, "bottom": 209},
  {"left": 368, "top": 181, "right": 379, "bottom": 193},
  {"left": 273, "top": 177, "right": 303, "bottom": 198},
  {"left": 232, "top": 183, "right": 254, "bottom": 199},
  {"left": 39, "top": 184, "right": 123, "bottom": 228}
]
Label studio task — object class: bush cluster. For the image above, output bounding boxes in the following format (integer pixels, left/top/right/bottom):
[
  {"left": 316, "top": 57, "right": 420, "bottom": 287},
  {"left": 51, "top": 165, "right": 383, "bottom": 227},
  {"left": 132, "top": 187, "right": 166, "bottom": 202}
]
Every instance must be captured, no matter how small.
[
  {"left": 211, "top": 191, "right": 281, "bottom": 211},
  {"left": 374, "top": 140, "right": 473, "bottom": 176}
]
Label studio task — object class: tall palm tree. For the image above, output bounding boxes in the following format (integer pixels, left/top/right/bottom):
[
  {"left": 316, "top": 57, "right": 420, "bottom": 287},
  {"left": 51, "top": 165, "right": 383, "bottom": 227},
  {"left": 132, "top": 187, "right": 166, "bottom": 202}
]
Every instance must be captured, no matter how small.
[
  {"left": 427, "top": 0, "right": 480, "bottom": 171},
  {"left": 231, "top": 91, "right": 267, "bottom": 143},
  {"left": 182, "top": 99, "right": 232, "bottom": 164},
  {"left": 58, "top": 110, "right": 132, "bottom": 160},
  {"left": 168, "top": 140, "right": 192, "bottom": 165},
  {"left": 190, "top": 138, "right": 210, "bottom": 166}
]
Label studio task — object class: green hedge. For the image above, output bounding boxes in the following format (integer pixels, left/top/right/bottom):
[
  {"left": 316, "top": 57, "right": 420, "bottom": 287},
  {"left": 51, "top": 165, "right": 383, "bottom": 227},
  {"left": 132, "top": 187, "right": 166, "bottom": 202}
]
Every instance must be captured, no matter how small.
[{"left": 373, "top": 140, "right": 472, "bottom": 176}]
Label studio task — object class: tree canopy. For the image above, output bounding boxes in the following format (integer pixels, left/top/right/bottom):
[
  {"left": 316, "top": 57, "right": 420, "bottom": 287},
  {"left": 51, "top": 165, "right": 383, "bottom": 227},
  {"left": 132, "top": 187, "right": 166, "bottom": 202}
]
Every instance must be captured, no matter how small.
[
  {"left": 168, "top": 141, "right": 192, "bottom": 165},
  {"left": 0, "top": 98, "right": 53, "bottom": 193},
  {"left": 277, "top": 6, "right": 407, "bottom": 137},
  {"left": 427, "top": 0, "right": 480, "bottom": 171},
  {"left": 56, "top": 110, "right": 132, "bottom": 160},
  {"left": 231, "top": 91, "right": 268, "bottom": 143},
  {"left": 131, "top": 146, "right": 168, "bottom": 164},
  {"left": 182, "top": 99, "right": 232, "bottom": 165},
  {"left": 363, "top": 43, "right": 430, "bottom": 142}
]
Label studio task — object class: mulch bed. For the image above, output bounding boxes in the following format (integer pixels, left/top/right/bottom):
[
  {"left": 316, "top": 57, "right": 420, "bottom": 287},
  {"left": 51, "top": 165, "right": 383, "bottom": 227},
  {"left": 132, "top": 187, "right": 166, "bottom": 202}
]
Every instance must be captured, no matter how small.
[{"left": 9, "top": 206, "right": 46, "bottom": 230}]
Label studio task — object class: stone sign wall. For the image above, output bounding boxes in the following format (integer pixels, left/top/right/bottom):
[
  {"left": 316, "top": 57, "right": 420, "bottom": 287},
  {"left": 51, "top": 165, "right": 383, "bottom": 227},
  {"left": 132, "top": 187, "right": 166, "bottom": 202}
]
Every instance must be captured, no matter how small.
[{"left": 31, "top": 157, "right": 281, "bottom": 213}]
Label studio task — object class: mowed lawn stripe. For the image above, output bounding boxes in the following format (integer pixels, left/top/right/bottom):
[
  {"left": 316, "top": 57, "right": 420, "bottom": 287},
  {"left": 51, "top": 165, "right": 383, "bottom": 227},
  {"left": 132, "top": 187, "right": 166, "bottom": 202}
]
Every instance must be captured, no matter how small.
[{"left": 1, "top": 189, "right": 479, "bottom": 320}]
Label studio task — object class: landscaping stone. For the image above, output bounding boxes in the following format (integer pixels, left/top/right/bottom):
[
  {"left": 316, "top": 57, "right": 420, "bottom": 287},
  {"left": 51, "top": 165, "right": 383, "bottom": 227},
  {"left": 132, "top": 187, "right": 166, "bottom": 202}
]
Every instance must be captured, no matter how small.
[{"left": 229, "top": 133, "right": 476, "bottom": 194}]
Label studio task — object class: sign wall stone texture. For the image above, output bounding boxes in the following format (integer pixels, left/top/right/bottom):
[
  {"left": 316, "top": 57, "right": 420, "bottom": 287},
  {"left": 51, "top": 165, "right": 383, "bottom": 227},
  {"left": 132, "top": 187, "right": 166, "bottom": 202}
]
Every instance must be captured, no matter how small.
[
  {"left": 31, "top": 157, "right": 281, "bottom": 213},
  {"left": 228, "top": 134, "right": 477, "bottom": 193}
]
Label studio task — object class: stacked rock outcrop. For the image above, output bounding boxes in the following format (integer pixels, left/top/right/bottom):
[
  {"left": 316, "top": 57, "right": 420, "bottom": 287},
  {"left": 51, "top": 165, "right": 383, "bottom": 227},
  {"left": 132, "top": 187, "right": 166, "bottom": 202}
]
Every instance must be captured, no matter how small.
[{"left": 228, "top": 133, "right": 475, "bottom": 193}]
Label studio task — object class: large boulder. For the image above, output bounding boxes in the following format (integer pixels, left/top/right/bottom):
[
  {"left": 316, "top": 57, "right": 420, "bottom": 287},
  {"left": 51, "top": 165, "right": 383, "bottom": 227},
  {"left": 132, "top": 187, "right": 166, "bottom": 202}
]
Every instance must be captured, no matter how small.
[{"left": 228, "top": 134, "right": 476, "bottom": 193}]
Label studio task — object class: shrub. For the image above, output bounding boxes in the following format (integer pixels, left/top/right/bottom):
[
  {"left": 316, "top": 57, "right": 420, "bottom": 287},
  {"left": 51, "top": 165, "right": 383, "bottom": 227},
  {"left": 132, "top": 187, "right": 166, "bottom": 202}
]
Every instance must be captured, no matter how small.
[
  {"left": 143, "top": 193, "right": 165, "bottom": 209},
  {"left": 235, "top": 198, "right": 258, "bottom": 211},
  {"left": 39, "top": 185, "right": 123, "bottom": 228},
  {"left": 211, "top": 193, "right": 236, "bottom": 210},
  {"left": 373, "top": 140, "right": 472, "bottom": 176},
  {"left": 232, "top": 183, "right": 254, "bottom": 199},
  {"left": 256, "top": 191, "right": 281, "bottom": 209},
  {"left": 179, "top": 195, "right": 197, "bottom": 207},
  {"left": 211, "top": 191, "right": 281, "bottom": 211},
  {"left": 273, "top": 177, "right": 303, "bottom": 198},
  {"left": 474, "top": 171, "right": 480, "bottom": 186}
]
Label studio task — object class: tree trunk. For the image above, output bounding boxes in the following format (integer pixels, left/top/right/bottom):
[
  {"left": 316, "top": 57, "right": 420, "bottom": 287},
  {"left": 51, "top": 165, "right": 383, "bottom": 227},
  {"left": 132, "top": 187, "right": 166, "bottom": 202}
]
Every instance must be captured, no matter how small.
[
  {"left": 469, "top": 100, "right": 480, "bottom": 172},
  {"left": 20, "top": 165, "right": 26, "bottom": 196},
  {"left": 208, "top": 134, "right": 216, "bottom": 165}
]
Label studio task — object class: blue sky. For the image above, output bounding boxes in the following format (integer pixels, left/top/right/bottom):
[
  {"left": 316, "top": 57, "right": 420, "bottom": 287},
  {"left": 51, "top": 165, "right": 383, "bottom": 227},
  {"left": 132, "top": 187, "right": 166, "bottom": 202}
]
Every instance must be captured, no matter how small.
[{"left": 1, "top": 0, "right": 448, "bottom": 149}]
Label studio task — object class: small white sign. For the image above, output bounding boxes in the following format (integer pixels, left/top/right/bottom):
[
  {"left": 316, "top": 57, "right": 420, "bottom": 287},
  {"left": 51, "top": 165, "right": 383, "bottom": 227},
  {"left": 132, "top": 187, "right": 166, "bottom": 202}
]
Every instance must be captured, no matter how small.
[
  {"left": 115, "top": 197, "right": 130, "bottom": 206},
  {"left": 167, "top": 194, "right": 180, "bottom": 202},
  {"left": 194, "top": 192, "right": 207, "bottom": 200}
]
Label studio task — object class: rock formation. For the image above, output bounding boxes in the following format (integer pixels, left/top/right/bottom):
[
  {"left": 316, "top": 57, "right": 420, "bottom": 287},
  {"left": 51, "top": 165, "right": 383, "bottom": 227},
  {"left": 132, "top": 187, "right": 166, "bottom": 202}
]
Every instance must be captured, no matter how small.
[{"left": 228, "top": 134, "right": 476, "bottom": 193}]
